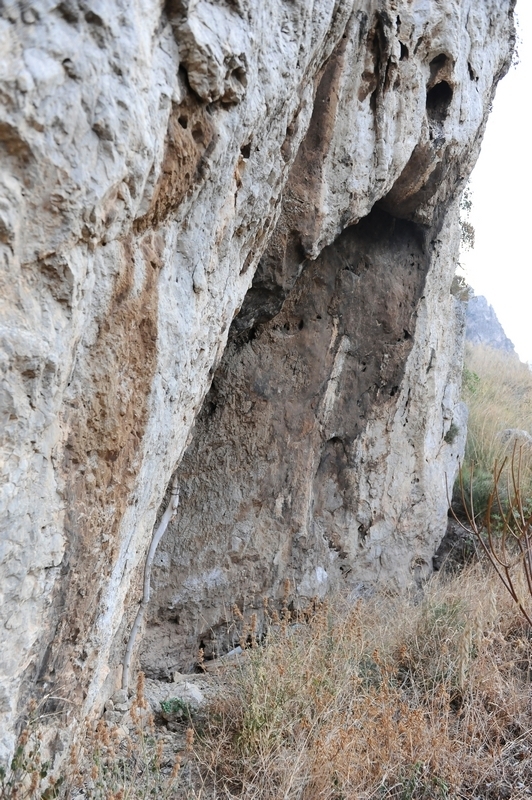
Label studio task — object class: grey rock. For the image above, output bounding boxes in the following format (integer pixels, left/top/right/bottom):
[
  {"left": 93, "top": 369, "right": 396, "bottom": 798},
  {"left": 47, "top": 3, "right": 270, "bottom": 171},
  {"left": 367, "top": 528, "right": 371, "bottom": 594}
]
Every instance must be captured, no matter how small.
[
  {"left": 143, "top": 678, "right": 204, "bottom": 716},
  {"left": 497, "top": 429, "right": 532, "bottom": 447},
  {"left": 110, "top": 689, "right": 129, "bottom": 706},
  {"left": 103, "top": 710, "right": 124, "bottom": 725},
  {"left": 466, "top": 295, "right": 516, "bottom": 354}
]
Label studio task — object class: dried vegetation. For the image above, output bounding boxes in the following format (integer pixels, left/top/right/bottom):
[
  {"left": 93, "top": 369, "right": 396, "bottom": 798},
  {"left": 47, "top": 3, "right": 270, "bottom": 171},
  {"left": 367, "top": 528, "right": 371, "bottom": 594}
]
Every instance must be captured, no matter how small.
[
  {"left": 8, "top": 566, "right": 532, "bottom": 800},
  {"left": 190, "top": 570, "right": 532, "bottom": 799}
]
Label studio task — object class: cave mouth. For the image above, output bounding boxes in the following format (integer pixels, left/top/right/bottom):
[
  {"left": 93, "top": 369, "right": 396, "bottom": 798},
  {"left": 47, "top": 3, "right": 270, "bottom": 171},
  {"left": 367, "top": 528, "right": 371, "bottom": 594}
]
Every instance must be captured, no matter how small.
[
  {"left": 426, "top": 80, "right": 453, "bottom": 123},
  {"left": 141, "top": 204, "right": 433, "bottom": 677}
]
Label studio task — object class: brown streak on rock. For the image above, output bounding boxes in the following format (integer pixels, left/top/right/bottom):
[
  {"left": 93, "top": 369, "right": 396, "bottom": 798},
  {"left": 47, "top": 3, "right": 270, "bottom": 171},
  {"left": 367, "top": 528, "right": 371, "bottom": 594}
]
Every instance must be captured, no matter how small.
[
  {"left": 37, "top": 230, "right": 162, "bottom": 710},
  {"left": 287, "top": 35, "right": 348, "bottom": 255},
  {"left": 134, "top": 97, "right": 214, "bottom": 233}
]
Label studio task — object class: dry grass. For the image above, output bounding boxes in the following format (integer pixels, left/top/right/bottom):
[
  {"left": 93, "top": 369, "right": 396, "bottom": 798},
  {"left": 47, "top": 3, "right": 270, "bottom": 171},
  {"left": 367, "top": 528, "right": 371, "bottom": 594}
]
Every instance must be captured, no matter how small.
[
  {"left": 191, "top": 568, "right": 532, "bottom": 799},
  {"left": 454, "top": 446, "right": 532, "bottom": 629},
  {"left": 0, "top": 699, "right": 65, "bottom": 800},
  {"left": 5, "top": 570, "right": 532, "bottom": 800}
]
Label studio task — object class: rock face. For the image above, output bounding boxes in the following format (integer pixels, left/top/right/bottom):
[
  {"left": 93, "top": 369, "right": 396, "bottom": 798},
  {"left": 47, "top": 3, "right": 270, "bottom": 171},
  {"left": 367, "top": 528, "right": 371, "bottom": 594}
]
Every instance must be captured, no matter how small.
[
  {"left": 466, "top": 294, "right": 516, "bottom": 354},
  {"left": 143, "top": 206, "right": 469, "bottom": 673},
  {"left": 0, "top": 0, "right": 515, "bottom": 761}
]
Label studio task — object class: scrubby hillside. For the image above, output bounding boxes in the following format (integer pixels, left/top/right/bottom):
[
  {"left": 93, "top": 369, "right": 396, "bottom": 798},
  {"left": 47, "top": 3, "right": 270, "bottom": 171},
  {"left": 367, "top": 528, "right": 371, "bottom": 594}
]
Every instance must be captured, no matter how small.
[{"left": 459, "top": 343, "right": 532, "bottom": 513}]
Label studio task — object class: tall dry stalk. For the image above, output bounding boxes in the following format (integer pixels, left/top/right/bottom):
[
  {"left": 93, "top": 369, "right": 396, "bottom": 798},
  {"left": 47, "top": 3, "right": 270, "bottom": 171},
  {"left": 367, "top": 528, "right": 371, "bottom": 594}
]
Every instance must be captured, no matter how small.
[{"left": 452, "top": 446, "right": 532, "bottom": 627}]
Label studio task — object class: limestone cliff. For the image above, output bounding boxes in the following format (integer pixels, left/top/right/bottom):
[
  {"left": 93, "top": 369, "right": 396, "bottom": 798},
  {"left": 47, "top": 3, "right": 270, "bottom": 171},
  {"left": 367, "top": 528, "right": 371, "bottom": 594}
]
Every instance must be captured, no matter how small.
[
  {"left": 0, "top": 0, "right": 515, "bottom": 761},
  {"left": 466, "top": 294, "right": 516, "bottom": 355}
]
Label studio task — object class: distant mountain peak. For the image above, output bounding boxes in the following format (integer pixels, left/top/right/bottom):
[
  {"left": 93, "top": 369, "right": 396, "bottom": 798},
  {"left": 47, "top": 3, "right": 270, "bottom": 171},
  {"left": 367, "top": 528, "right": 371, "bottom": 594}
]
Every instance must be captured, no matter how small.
[{"left": 466, "top": 295, "right": 516, "bottom": 355}]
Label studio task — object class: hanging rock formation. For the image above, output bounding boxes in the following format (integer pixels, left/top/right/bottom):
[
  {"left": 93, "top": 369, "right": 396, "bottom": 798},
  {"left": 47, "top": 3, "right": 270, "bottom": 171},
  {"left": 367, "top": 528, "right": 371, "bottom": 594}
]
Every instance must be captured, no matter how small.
[{"left": 0, "top": 0, "right": 515, "bottom": 761}]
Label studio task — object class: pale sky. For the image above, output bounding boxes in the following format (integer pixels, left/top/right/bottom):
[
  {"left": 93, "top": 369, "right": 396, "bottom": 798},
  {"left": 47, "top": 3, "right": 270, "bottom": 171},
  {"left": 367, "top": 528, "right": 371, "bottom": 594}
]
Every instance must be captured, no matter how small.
[{"left": 460, "top": 1, "right": 532, "bottom": 364}]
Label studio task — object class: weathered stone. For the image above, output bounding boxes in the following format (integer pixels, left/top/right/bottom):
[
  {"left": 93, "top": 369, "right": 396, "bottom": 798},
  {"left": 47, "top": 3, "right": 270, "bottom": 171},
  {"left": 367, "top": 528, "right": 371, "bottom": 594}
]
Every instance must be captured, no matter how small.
[
  {"left": 142, "top": 203, "right": 470, "bottom": 673},
  {"left": 103, "top": 710, "right": 124, "bottom": 725},
  {"left": 0, "top": 0, "right": 516, "bottom": 763},
  {"left": 497, "top": 429, "right": 532, "bottom": 448},
  {"left": 143, "top": 677, "right": 205, "bottom": 724},
  {"left": 110, "top": 689, "right": 128, "bottom": 707}
]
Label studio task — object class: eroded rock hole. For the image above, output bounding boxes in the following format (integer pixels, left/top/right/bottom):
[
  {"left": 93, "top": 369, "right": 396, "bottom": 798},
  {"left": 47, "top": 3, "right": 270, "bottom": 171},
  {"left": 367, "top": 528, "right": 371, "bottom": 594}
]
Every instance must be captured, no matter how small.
[
  {"left": 240, "top": 141, "right": 251, "bottom": 159},
  {"left": 140, "top": 208, "right": 432, "bottom": 677},
  {"left": 232, "top": 66, "right": 247, "bottom": 88},
  {"left": 178, "top": 115, "right": 188, "bottom": 129},
  {"left": 165, "top": 0, "right": 187, "bottom": 19},
  {"left": 400, "top": 42, "right": 409, "bottom": 61},
  {"left": 192, "top": 124, "right": 205, "bottom": 144},
  {"left": 429, "top": 53, "right": 449, "bottom": 80},
  {"left": 206, "top": 401, "right": 217, "bottom": 417},
  {"left": 85, "top": 10, "right": 104, "bottom": 25},
  {"left": 232, "top": 326, "right": 259, "bottom": 348},
  {"left": 57, "top": 1, "right": 78, "bottom": 23},
  {"left": 426, "top": 81, "right": 453, "bottom": 122}
]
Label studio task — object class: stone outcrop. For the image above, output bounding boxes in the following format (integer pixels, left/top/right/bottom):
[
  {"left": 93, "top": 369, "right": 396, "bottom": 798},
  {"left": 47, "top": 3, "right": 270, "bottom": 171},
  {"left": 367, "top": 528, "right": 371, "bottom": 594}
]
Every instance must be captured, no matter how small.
[
  {"left": 0, "top": 0, "right": 515, "bottom": 762},
  {"left": 466, "top": 294, "right": 516, "bottom": 354}
]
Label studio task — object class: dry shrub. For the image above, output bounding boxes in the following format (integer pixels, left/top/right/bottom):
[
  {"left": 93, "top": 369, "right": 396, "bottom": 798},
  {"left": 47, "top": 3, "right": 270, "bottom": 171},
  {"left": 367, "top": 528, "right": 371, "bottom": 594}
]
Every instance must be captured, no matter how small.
[
  {"left": 193, "top": 568, "right": 532, "bottom": 799},
  {"left": 454, "top": 447, "right": 532, "bottom": 628}
]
